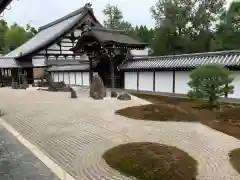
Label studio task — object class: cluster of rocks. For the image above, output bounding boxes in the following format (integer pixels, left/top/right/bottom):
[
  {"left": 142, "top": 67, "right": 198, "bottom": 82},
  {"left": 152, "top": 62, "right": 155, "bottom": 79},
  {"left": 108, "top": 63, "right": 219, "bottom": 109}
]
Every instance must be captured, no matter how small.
[
  {"left": 11, "top": 82, "right": 29, "bottom": 89},
  {"left": 35, "top": 72, "right": 71, "bottom": 92},
  {"left": 117, "top": 92, "right": 131, "bottom": 100},
  {"left": 11, "top": 75, "right": 29, "bottom": 89},
  {"left": 34, "top": 79, "right": 49, "bottom": 87},
  {"left": 89, "top": 74, "right": 131, "bottom": 100},
  {"left": 0, "top": 76, "right": 12, "bottom": 87},
  {"left": 48, "top": 81, "right": 72, "bottom": 92}
]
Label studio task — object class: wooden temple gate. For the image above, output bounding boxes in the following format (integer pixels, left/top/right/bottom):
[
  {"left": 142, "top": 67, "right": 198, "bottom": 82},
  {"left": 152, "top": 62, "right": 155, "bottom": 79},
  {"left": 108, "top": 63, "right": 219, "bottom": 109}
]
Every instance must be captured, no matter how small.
[{"left": 71, "top": 25, "right": 148, "bottom": 89}]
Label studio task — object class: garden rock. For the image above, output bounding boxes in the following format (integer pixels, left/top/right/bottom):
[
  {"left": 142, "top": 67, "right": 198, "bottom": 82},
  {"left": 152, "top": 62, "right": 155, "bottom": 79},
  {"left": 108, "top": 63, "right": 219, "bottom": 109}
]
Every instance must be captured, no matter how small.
[
  {"left": 70, "top": 88, "right": 77, "bottom": 98},
  {"left": 20, "top": 75, "right": 28, "bottom": 88},
  {"left": 92, "top": 92, "right": 103, "bottom": 100},
  {"left": 111, "top": 91, "right": 118, "bottom": 98},
  {"left": 90, "top": 75, "right": 106, "bottom": 99},
  {"left": 19, "top": 84, "right": 26, "bottom": 89},
  {"left": 44, "top": 71, "right": 54, "bottom": 86},
  {"left": 117, "top": 92, "right": 131, "bottom": 100},
  {"left": 11, "top": 82, "right": 18, "bottom": 89}
]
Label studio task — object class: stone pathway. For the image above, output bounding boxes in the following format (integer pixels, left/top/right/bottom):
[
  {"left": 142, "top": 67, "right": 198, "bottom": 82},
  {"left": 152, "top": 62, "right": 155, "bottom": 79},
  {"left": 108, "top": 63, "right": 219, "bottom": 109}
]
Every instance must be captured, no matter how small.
[
  {"left": 0, "top": 123, "right": 59, "bottom": 180},
  {"left": 0, "top": 87, "right": 240, "bottom": 180}
]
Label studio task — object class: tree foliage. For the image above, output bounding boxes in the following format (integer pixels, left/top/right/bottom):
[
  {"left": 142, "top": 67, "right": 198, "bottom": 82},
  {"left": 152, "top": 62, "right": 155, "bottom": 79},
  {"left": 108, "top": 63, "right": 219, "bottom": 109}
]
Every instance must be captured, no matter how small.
[
  {"left": 103, "top": 4, "right": 129, "bottom": 30},
  {"left": 1, "top": 1, "right": 240, "bottom": 57},
  {"left": 103, "top": 4, "right": 154, "bottom": 45},
  {"left": 0, "top": 20, "right": 37, "bottom": 54},
  {"left": 187, "top": 64, "right": 234, "bottom": 106},
  {"left": 150, "top": 0, "right": 226, "bottom": 55}
]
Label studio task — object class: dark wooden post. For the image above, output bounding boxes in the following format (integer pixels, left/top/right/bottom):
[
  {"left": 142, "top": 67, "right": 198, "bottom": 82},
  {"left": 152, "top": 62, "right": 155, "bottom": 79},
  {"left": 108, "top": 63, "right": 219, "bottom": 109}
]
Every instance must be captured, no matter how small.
[
  {"left": 0, "top": 69, "right": 2, "bottom": 86},
  {"left": 137, "top": 71, "right": 139, "bottom": 91},
  {"left": 18, "top": 68, "right": 21, "bottom": 85},
  {"left": 172, "top": 70, "right": 175, "bottom": 93},
  {"left": 108, "top": 49, "right": 115, "bottom": 89},
  {"left": 153, "top": 71, "right": 155, "bottom": 91},
  {"left": 225, "top": 83, "right": 228, "bottom": 98},
  {"left": 88, "top": 53, "right": 93, "bottom": 84}
]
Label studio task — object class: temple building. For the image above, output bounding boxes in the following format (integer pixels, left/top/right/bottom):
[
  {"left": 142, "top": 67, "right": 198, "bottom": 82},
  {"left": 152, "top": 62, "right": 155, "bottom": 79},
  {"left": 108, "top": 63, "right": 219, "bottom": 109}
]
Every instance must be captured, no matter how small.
[
  {"left": 1, "top": 3, "right": 240, "bottom": 98},
  {"left": 0, "top": 3, "right": 148, "bottom": 88}
]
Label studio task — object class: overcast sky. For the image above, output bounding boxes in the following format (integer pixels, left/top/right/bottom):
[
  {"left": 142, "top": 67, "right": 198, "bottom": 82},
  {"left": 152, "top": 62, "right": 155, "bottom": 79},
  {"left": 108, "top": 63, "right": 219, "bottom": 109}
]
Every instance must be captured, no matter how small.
[{"left": 0, "top": 0, "right": 233, "bottom": 29}]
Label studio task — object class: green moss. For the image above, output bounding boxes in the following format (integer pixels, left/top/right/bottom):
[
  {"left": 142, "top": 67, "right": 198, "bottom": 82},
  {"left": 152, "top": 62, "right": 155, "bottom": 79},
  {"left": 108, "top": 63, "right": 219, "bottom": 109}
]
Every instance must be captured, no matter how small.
[{"left": 103, "top": 142, "right": 198, "bottom": 180}]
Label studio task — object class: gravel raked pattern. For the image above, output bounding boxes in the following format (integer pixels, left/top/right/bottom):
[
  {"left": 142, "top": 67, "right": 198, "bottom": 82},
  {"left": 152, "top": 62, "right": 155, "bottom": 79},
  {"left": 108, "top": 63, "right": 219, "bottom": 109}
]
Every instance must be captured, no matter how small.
[{"left": 0, "top": 87, "right": 240, "bottom": 180}]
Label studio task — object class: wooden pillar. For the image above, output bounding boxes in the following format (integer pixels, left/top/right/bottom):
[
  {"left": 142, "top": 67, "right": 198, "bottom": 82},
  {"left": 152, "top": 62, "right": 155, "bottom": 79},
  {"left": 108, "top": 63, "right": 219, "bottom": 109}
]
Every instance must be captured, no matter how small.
[
  {"left": 153, "top": 71, "right": 155, "bottom": 91},
  {"left": 88, "top": 53, "right": 93, "bottom": 84},
  {"left": 109, "top": 51, "right": 115, "bottom": 89},
  {"left": 0, "top": 69, "right": 2, "bottom": 85},
  {"left": 137, "top": 71, "right": 139, "bottom": 91},
  {"left": 172, "top": 70, "right": 175, "bottom": 93},
  {"left": 225, "top": 84, "right": 228, "bottom": 98},
  {"left": 18, "top": 68, "right": 21, "bottom": 85}
]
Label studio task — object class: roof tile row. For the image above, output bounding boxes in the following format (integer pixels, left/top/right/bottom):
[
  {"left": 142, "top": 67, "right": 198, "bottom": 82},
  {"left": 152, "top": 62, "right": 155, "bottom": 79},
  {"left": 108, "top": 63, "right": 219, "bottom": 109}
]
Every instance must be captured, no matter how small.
[{"left": 119, "top": 51, "right": 240, "bottom": 70}]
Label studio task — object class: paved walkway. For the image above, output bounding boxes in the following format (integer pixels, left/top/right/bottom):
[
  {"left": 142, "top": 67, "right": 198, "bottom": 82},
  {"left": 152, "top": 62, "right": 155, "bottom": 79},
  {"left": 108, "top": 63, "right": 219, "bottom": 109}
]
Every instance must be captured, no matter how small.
[
  {"left": 0, "top": 87, "right": 240, "bottom": 180},
  {"left": 0, "top": 124, "right": 59, "bottom": 180}
]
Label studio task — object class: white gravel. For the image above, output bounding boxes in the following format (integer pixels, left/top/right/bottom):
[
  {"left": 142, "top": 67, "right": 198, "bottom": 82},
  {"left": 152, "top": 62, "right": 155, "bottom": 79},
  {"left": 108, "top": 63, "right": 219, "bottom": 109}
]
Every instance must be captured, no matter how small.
[{"left": 0, "top": 87, "right": 239, "bottom": 180}]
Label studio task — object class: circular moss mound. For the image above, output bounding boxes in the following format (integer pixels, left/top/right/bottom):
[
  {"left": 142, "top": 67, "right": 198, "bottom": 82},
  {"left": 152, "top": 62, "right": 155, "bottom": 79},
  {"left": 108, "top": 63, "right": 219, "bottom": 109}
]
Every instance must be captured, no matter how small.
[
  {"left": 103, "top": 142, "right": 198, "bottom": 180},
  {"left": 116, "top": 104, "right": 196, "bottom": 121},
  {"left": 229, "top": 148, "right": 240, "bottom": 174}
]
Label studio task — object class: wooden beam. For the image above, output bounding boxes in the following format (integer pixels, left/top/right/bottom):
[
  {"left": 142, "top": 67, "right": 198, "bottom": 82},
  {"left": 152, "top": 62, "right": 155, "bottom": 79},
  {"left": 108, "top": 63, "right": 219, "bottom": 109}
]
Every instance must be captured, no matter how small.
[
  {"left": 109, "top": 53, "right": 115, "bottom": 89},
  {"left": 37, "top": 53, "right": 73, "bottom": 56},
  {"left": 172, "top": 70, "right": 175, "bottom": 93},
  {"left": 137, "top": 71, "right": 139, "bottom": 91},
  {"left": 0, "top": 69, "right": 2, "bottom": 84},
  {"left": 153, "top": 71, "right": 155, "bottom": 91},
  {"left": 89, "top": 56, "right": 93, "bottom": 84}
]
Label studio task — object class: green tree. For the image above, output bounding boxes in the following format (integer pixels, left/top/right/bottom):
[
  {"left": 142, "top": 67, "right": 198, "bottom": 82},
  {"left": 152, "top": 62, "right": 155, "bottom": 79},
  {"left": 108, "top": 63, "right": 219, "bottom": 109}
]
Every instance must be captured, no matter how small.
[
  {"left": 212, "top": 1, "right": 240, "bottom": 51},
  {"left": 4, "top": 23, "right": 37, "bottom": 52},
  {"left": 0, "top": 20, "right": 8, "bottom": 53},
  {"left": 150, "top": 0, "right": 225, "bottom": 55},
  {"left": 102, "top": 4, "right": 154, "bottom": 44},
  {"left": 103, "top": 4, "right": 128, "bottom": 30},
  {"left": 187, "top": 64, "right": 234, "bottom": 107}
]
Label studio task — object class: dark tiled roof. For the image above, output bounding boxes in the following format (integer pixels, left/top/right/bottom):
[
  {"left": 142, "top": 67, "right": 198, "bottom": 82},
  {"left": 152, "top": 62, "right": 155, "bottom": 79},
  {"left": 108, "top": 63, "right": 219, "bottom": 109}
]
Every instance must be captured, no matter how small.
[
  {"left": 119, "top": 50, "right": 240, "bottom": 70},
  {"left": 0, "top": 57, "right": 18, "bottom": 68},
  {"left": 72, "top": 27, "right": 148, "bottom": 52},
  {"left": 0, "top": 0, "right": 12, "bottom": 14},
  {"left": 4, "top": 4, "right": 94, "bottom": 58}
]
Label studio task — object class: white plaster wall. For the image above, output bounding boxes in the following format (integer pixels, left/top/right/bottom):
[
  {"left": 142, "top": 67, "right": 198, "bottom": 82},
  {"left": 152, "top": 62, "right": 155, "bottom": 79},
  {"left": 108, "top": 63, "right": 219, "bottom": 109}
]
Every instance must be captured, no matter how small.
[
  {"left": 155, "top": 71, "right": 173, "bottom": 93},
  {"left": 69, "top": 72, "right": 75, "bottom": 85},
  {"left": 53, "top": 72, "right": 58, "bottom": 82},
  {"left": 32, "top": 56, "right": 46, "bottom": 67},
  {"left": 138, "top": 72, "right": 154, "bottom": 91},
  {"left": 124, "top": 72, "right": 137, "bottom": 90},
  {"left": 63, "top": 72, "right": 69, "bottom": 85},
  {"left": 175, "top": 71, "right": 190, "bottom": 94},
  {"left": 58, "top": 72, "right": 64, "bottom": 82},
  {"left": 75, "top": 72, "right": 82, "bottom": 85},
  {"left": 228, "top": 71, "right": 240, "bottom": 98},
  {"left": 82, "top": 72, "right": 89, "bottom": 86}
]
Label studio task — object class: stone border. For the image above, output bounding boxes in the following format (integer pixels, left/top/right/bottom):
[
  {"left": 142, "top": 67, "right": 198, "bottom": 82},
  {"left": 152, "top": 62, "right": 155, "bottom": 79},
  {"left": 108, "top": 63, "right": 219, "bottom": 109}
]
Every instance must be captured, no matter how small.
[{"left": 0, "top": 118, "right": 75, "bottom": 180}]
